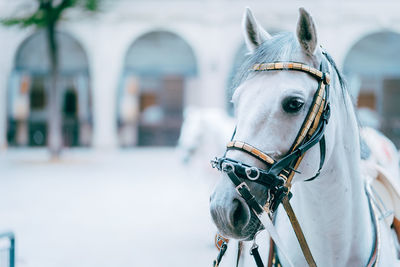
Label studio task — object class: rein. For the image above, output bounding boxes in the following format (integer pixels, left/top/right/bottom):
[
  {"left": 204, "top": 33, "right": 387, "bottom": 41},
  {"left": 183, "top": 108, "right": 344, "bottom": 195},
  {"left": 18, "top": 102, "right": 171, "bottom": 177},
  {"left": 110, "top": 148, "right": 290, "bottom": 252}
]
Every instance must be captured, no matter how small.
[{"left": 212, "top": 57, "right": 332, "bottom": 266}]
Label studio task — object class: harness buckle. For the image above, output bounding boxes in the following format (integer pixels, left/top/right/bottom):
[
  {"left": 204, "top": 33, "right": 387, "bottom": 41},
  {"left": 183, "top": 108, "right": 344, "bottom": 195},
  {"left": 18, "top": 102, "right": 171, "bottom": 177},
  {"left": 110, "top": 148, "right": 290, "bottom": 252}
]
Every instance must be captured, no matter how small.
[
  {"left": 215, "top": 234, "right": 229, "bottom": 251},
  {"left": 250, "top": 230, "right": 262, "bottom": 252},
  {"left": 250, "top": 243, "right": 259, "bottom": 253},
  {"left": 322, "top": 103, "right": 331, "bottom": 122},
  {"left": 222, "top": 162, "right": 235, "bottom": 173},
  {"left": 322, "top": 73, "right": 331, "bottom": 84},
  {"left": 235, "top": 182, "right": 250, "bottom": 195}
]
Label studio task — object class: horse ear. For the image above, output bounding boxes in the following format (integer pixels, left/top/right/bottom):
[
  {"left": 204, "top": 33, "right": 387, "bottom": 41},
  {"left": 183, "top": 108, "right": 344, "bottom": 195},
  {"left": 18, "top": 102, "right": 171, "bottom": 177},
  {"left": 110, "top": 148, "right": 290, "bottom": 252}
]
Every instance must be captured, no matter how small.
[
  {"left": 296, "top": 8, "right": 318, "bottom": 56},
  {"left": 242, "top": 7, "right": 271, "bottom": 52}
]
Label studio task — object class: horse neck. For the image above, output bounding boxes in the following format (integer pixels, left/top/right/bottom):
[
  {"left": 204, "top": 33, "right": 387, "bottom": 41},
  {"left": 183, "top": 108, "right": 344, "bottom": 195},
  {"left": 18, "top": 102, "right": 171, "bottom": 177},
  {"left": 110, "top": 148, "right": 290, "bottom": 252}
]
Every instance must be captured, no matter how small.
[{"left": 279, "top": 75, "right": 374, "bottom": 266}]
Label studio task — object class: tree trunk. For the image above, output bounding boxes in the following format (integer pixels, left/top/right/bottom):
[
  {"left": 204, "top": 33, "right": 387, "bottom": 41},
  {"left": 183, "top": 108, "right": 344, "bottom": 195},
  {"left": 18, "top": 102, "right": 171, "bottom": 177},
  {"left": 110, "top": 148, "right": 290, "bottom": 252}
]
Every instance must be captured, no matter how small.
[{"left": 46, "top": 21, "right": 62, "bottom": 159}]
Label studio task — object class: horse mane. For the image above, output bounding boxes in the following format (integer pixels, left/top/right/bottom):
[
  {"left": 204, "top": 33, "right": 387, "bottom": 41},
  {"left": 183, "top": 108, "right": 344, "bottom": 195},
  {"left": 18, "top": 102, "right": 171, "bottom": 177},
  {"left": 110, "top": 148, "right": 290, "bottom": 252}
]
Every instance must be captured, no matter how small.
[
  {"left": 322, "top": 47, "right": 371, "bottom": 156},
  {"left": 322, "top": 49, "right": 349, "bottom": 106}
]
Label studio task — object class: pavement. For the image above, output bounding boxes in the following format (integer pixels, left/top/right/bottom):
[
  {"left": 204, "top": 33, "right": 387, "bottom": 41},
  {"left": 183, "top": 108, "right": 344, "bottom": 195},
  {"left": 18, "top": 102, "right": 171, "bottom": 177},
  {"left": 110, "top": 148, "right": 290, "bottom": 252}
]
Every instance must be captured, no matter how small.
[{"left": 0, "top": 148, "right": 219, "bottom": 267}]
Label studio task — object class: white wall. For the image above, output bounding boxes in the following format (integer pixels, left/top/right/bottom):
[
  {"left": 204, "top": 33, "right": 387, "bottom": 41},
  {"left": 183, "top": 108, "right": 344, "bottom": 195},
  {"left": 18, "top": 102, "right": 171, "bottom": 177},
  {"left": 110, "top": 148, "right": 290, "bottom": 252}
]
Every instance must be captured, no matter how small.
[{"left": 1, "top": 0, "right": 400, "bottom": 149}]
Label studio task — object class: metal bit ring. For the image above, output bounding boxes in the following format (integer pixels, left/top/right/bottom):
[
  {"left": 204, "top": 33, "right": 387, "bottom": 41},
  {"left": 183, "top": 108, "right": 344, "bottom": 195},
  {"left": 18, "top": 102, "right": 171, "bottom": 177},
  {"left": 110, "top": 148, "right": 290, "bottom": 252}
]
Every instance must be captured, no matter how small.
[{"left": 245, "top": 166, "right": 260, "bottom": 181}]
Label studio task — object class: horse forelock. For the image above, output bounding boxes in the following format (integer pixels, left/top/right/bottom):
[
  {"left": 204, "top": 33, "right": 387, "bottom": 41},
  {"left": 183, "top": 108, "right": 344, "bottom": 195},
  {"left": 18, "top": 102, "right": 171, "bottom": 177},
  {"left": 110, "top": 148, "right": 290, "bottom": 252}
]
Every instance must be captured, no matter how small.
[{"left": 232, "top": 32, "right": 300, "bottom": 92}]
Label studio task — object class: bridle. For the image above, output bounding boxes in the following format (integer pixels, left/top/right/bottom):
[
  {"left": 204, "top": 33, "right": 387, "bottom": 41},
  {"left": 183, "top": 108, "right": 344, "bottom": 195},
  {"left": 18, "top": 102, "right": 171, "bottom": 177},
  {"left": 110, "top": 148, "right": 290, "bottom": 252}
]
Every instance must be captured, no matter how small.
[
  {"left": 213, "top": 58, "right": 331, "bottom": 213},
  {"left": 212, "top": 54, "right": 332, "bottom": 267}
]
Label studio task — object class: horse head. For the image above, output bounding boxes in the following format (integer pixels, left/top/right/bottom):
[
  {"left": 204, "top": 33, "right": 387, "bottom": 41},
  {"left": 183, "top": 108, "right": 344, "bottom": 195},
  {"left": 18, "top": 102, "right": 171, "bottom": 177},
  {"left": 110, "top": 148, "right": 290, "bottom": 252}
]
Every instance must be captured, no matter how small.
[{"left": 209, "top": 7, "right": 337, "bottom": 240}]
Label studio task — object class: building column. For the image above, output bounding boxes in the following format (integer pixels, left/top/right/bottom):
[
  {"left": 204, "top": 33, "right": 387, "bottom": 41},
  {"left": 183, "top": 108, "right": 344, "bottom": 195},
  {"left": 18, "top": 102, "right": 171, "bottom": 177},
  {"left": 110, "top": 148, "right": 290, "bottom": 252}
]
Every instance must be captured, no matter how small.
[
  {"left": 192, "top": 26, "right": 238, "bottom": 110},
  {"left": 88, "top": 28, "right": 125, "bottom": 149},
  {"left": 0, "top": 29, "right": 25, "bottom": 150},
  {"left": 0, "top": 70, "right": 8, "bottom": 150}
]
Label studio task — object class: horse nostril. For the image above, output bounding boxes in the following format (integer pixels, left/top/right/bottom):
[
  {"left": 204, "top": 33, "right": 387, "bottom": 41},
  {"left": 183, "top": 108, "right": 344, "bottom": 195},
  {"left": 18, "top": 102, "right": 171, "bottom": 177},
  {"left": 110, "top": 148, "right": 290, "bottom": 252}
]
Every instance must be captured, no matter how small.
[
  {"left": 229, "top": 198, "right": 250, "bottom": 230},
  {"left": 210, "top": 191, "right": 216, "bottom": 203}
]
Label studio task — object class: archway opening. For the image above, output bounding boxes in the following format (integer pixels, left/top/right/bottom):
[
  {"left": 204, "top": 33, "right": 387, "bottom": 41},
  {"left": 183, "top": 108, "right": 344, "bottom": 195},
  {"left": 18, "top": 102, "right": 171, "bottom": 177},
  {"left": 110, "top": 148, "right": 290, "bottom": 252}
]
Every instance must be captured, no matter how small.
[
  {"left": 7, "top": 30, "right": 92, "bottom": 147},
  {"left": 343, "top": 31, "right": 400, "bottom": 146},
  {"left": 118, "top": 31, "right": 197, "bottom": 147}
]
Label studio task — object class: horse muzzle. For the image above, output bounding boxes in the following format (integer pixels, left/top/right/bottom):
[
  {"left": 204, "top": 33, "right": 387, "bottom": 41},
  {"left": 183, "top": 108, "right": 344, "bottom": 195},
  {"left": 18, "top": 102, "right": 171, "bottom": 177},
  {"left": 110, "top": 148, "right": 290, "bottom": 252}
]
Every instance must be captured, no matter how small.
[{"left": 210, "top": 179, "right": 262, "bottom": 240}]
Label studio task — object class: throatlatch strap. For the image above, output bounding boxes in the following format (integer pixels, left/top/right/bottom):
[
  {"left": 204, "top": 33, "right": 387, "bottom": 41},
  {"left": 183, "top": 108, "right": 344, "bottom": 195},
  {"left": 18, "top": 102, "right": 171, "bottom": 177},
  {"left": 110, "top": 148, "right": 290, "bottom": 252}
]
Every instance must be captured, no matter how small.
[{"left": 304, "top": 136, "right": 326, "bottom": 182}]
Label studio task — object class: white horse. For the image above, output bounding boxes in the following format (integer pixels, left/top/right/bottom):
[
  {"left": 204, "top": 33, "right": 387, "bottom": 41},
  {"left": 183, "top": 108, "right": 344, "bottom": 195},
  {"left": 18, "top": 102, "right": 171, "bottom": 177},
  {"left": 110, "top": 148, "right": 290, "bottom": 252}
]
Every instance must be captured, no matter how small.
[
  {"left": 177, "top": 107, "right": 244, "bottom": 264},
  {"left": 178, "top": 106, "right": 235, "bottom": 175},
  {"left": 210, "top": 7, "right": 400, "bottom": 266}
]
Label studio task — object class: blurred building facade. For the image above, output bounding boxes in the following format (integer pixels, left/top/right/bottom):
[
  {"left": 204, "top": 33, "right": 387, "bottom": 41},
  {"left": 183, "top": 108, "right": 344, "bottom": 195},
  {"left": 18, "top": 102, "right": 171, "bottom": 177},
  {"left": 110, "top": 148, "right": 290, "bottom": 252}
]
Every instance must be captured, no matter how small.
[{"left": 1, "top": 0, "right": 400, "bottom": 149}]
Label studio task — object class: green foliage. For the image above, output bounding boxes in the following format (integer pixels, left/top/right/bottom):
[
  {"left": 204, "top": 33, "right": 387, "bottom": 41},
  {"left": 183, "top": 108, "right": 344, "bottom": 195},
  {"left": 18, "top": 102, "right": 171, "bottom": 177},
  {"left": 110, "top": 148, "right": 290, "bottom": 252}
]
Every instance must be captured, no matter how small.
[
  {"left": 1, "top": 8, "right": 47, "bottom": 28},
  {"left": 0, "top": 0, "right": 101, "bottom": 28},
  {"left": 84, "top": 0, "right": 100, "bottom": 11}
]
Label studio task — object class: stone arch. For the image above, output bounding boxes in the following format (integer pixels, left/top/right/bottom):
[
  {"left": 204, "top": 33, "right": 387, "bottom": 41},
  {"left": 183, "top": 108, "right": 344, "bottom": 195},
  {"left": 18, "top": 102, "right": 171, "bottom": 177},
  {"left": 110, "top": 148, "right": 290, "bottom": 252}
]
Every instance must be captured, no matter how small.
[
  {"left": 343, "top": 30, "right": 400, "bottom": 146},
  {"left": 7, "top": 30, "right": 92, "bottom": 147},
  {"left": 118, "top": 30, "right": 198, "bottom": 146}
]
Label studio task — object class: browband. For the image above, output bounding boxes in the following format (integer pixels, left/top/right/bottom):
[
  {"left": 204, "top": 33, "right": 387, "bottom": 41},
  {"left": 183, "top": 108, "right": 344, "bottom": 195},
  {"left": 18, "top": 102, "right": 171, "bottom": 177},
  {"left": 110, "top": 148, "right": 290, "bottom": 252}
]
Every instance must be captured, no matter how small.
[{"left": 252, "top": 62, "right": 330, "bottom": 84}]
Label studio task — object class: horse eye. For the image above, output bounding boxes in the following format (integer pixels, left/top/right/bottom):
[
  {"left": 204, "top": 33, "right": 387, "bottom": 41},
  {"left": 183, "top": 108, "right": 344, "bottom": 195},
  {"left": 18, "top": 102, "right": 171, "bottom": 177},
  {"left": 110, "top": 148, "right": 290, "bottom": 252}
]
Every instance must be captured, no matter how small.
[{"left": 282, "top": 97, "right": 305, "bottom": 113}]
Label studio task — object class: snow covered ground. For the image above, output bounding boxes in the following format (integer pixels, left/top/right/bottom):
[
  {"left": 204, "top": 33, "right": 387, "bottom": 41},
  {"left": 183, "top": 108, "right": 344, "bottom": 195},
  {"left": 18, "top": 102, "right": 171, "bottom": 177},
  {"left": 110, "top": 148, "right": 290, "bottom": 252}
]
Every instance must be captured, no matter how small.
[{"left": 0, "top": 148, "right": 219, "bottom": 267}]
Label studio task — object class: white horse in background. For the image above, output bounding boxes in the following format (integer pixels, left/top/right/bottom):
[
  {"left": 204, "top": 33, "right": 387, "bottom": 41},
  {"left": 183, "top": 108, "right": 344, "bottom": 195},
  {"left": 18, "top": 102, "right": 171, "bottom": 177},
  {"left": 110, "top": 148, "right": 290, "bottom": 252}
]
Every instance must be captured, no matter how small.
[
  {"left": 178, "top": 107, "right": 244, "bottom": 265},
  {"left": 178, "top": 106, "right": 235, "bottom": 178},
  {"left": 210, "top": 7, "right": 400, "bottom": 267}
]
